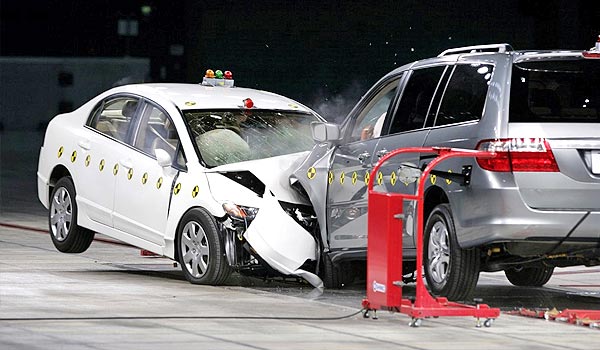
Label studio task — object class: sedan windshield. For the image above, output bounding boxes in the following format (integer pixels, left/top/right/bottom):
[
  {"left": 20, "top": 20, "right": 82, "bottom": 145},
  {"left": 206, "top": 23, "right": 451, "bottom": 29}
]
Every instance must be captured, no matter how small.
[{"left": 184, "top": 109, "right": 319, "bottom": 167}]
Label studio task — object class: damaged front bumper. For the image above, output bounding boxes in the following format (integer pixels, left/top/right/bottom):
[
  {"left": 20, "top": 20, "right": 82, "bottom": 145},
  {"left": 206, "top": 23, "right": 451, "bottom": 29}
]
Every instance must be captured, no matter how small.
[{"left": 243, "top": 195, "right": 323, "bottom": 288}]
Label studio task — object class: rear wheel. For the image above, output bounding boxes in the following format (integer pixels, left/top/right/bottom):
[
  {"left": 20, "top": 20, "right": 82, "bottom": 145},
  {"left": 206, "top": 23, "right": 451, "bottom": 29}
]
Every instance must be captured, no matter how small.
[
  {"left": 424, "top": 204, "right": 479, "bottom": 301},
  {"left": 49, "top": 177, "right": 95, "bottom": 253},
  {"left": 177, "top": 208, "right": 231, "bottom": 285},
  {"left": 505, "top": 265, "right": 554, "bottom": 286}
]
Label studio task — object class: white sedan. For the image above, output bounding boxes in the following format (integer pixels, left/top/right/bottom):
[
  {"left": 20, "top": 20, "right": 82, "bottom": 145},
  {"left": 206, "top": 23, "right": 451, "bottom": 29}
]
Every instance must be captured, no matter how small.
[{"left": 37, "top": 76, "right": 325, "bottom": 287}]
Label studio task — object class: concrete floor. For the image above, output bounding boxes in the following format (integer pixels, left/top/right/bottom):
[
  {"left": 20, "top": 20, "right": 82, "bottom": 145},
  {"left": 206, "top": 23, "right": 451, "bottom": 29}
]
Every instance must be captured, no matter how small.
[
  {"left": 2, "top": 216, "right": 600, "bottom": 349},
  {"left": 2, "top": 131, "right": 600, "bottom": 349}
]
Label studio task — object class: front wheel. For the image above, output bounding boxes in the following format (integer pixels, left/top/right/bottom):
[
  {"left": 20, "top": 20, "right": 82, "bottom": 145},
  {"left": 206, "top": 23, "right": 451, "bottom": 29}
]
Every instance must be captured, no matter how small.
[
  {"left": 177, "top": 208, "right": 231, "bottom": 285},
  {"left": 320, "top": 253, "right": 353, "bottom": 289},
  {"left": 49, "top": 177, "right": 95, "bottom": 253},
  {"left": 505, "top": 265, "right": 554, "bottom": 286},
  {"left": 424, "top": 203, "right": 479, "bottom": 301}
]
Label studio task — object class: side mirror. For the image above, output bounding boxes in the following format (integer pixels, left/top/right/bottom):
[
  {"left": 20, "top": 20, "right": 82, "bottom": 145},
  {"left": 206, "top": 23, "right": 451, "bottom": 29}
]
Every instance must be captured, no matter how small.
[
  {"left": 311, "top": 122, "right": 341, "bottom": 143},
  {"left": 155, "top": 148, "right": 172, "bottom": 168}
]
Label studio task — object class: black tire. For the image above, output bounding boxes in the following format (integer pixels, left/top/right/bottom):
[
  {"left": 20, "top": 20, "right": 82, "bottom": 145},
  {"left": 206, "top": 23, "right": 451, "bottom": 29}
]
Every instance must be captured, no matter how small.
[
  {"left": 321, "top": 253, "right": 353, "bottom": 289},
  {"left": 423, "top": 204, "right": 479, "bottom": 301},
  {"left": 177, "top": 208, "right": 231, "bottom": 285},
  {"left": 48, "top": 177, "right": 95, "bottom": 253},
  {"left": 505, "top": 265, "right": 554, "bottom": 287}
]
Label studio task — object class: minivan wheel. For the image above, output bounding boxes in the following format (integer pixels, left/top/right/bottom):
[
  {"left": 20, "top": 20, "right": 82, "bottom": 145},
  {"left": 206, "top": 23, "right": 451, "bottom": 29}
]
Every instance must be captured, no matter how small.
[
  {"left": 505, "top": 265, "right": 554, "bottom": 287},
  {"left": 49, "top": 177, "right": 95, "bottom": 253},
  {"left": 321, "top": 253, "right": 353, "bottom": 289},
  {"left": 177, "top": 208, "right": 231, "bottom": 285},
  {"left": 424, "top": 204, "right": 479, "bottom": 301}
]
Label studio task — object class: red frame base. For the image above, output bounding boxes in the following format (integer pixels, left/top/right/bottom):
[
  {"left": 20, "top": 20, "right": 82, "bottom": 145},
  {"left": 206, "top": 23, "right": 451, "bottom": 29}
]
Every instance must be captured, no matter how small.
[{"left": 363, "top": 147, "right": 500, "bottom": 323}]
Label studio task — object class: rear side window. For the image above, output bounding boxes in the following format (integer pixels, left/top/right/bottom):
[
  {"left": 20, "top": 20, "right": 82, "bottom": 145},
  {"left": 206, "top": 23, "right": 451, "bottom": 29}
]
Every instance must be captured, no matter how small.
[
  {"left": 434, "top": 64, "right": 494, "bottom": 126},
  {"left": 509, "top": 60, "right": 600, "bottom": 123},
  {"left": 89, "top": 97, "right": 139, "bottom": 142},
  {"left": 389, "top": 66, "right": 445, "bottom": 134}
]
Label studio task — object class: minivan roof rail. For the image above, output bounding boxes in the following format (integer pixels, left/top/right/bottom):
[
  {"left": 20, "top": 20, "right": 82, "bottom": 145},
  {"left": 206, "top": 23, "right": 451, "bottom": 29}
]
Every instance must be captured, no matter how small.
[{"left": 438, "top": 44, "right": 514, "bottom": 57}]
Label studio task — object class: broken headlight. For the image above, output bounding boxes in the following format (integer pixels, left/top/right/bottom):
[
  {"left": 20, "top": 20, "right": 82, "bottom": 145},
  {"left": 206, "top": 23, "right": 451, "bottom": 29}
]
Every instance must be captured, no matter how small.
[{"left": 222, "top": 201, "right": 259, "bottom": 221}]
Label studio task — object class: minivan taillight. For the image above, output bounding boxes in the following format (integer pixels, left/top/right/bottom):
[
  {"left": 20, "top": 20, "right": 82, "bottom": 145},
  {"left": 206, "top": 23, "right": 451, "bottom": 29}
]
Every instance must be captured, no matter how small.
[{"left": 476, "top": 138, "right": 559, "bottom": 172}]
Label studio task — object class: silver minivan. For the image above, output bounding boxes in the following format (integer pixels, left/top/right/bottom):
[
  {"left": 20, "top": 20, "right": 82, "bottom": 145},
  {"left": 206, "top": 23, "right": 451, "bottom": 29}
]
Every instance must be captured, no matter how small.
[{"left": 293, "top": 43, "right": 600, "bottom": 300}]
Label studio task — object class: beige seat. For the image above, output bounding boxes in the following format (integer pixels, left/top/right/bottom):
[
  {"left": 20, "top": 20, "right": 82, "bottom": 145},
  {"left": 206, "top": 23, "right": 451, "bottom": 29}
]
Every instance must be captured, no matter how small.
[{"left": 96, "top": 120, "right": 118, "bottom": 138}]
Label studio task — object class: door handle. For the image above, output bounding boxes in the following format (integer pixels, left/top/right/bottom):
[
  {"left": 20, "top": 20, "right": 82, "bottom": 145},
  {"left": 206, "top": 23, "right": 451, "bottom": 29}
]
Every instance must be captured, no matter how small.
[
  {"left": 78, "top": 140, "right": 91, "bottom": 150},
  {"left": 376, "top": 149, "right": 389, "bottom": 159},
  {"left": 357, "top": 152, "right": 371, "bottom": 164},
  {"left": 119, "top": 159, "right": 133, "bottom": 169}
]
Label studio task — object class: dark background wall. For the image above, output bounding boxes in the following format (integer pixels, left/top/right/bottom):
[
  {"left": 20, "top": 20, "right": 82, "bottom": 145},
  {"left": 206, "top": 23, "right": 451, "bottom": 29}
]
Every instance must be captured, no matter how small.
[{"left": 2, "top": 0, "right": 599, "bottom": 121}]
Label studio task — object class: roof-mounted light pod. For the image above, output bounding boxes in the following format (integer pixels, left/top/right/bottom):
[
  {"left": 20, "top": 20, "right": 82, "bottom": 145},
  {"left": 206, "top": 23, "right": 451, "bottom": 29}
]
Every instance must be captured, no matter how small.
[{"left": 202, "top": 68, "right": 235, "bottom": 87}]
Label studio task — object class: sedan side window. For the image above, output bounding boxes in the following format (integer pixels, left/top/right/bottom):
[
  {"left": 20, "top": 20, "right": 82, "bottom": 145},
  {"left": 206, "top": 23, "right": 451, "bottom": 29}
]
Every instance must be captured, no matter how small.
[
  {"left": 89, "top": 97, "right": 139, "bottom": 142},
  {"left": 349, "top": 78, "right": 400, "bottom": 142},
  {"left": 133, "top": 103, "right": 180, "bottom": 164},
  {"left": 389, "top": 66, "right": 445, "bottom": 134},
  {"left": 434, "top": 64, "right": 494, "bottom": 126}
]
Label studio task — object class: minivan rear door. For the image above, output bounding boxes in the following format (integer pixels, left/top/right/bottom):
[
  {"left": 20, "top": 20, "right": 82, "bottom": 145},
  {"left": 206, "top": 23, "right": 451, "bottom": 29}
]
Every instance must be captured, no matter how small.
[{"left": 508, "top": 58, "right": 600, "bottom": 210}]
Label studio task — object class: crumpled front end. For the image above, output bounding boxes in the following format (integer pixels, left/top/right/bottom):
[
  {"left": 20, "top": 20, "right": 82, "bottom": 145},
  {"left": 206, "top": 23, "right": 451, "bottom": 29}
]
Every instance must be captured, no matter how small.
[
  {"left": 206, "top": 153, "right": 323, "bottom": 288},
  {"left": 244, "top": 195, "right": 323, "bottom": 288}
]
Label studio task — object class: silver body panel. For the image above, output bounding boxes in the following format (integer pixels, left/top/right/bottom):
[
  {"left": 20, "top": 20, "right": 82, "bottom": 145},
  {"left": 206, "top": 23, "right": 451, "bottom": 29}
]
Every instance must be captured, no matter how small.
[{"left": 297, "top": 49, "right": 600, "bottom": 261}]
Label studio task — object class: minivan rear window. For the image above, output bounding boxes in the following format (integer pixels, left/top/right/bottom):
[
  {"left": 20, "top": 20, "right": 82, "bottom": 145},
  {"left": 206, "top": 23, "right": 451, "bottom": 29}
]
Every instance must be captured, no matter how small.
[{"left": 509, "top": 59, "right": 600, "bottom": 123}]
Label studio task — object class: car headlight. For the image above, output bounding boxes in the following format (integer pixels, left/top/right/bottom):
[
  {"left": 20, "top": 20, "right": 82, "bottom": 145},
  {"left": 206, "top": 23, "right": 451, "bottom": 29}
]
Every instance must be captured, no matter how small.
[{"left": 222, "top": 201, "right": 259, "bottom": 220}]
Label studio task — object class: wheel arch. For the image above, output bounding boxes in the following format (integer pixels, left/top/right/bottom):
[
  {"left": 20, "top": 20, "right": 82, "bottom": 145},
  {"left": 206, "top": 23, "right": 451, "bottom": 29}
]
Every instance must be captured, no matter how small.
[
  {"left": 423, "top": 185, "right": 449, "bottom": 222},
  {"left": 171, "top": 205, "right": 226, "bottom": 261},
  {"left": 48, "top": 165, "right": 72, "bottom": 202}
]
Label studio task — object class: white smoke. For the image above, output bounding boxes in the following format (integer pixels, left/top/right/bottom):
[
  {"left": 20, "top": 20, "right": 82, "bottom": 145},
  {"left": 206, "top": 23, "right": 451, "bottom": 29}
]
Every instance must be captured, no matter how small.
[{"left": 308, "top": 81, "right": 366, "bottom": 123}]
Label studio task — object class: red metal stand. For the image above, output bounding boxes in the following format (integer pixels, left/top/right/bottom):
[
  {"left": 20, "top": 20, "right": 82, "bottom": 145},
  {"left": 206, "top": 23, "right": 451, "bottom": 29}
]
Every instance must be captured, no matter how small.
[
  {"left": 362, "top": 147, "right": 501, "bottom": 327},
  {"left": 140, "top": 249, "right": 159, "bottom": 257}
]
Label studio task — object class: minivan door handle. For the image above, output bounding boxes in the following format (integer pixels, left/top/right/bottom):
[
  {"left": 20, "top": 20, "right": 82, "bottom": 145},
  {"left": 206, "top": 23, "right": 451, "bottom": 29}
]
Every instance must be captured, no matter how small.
[
  {"left": 376, "top": 149, "right": 389, "bottom": 159},
  {"left": 357, "top": 152, "right": 371, "bottom": 164}
]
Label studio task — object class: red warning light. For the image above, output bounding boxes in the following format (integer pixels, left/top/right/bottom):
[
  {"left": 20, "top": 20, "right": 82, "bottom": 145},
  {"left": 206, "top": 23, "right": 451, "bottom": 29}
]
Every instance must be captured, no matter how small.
[
  {"left": 243, "top": 98, "right": 254, "bottom": 109},
  {"left": 224, "top": 70, "right": 233, "bottom": 79}
]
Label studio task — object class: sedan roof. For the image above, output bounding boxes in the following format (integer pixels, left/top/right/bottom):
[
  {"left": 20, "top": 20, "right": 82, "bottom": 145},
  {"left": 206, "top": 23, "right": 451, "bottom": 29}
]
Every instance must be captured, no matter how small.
[{"left": 118, "top": 83, "right": 313, "bottom": 113}]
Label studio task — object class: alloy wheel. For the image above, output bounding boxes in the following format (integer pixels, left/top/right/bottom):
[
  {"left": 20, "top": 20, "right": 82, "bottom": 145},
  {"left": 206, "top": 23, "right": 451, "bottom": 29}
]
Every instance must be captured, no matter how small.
[
  {"left": 50, "top": 187, "right": 72, "bottom": 242},
  {"left": 428, "top": 221, "right": 450, "bottom": 284},
  {"left": 180, "top": 221, "right": 210, "bottom": 278}
]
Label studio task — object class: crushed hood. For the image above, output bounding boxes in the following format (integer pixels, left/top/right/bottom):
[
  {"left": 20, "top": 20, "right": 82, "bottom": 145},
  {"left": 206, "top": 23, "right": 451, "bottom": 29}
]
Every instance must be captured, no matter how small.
[{"left": 205, "top": 151, "right": 310, "bottom": 206}]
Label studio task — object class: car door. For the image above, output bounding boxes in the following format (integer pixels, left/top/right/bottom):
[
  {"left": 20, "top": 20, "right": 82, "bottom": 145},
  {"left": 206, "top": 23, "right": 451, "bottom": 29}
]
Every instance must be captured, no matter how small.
[
  {"left": 78, "top": 95, "right": 140, "bottom": 227},
  {"left": 372, "top": 65, "right": 449, "bottom": 249},
  {"left": 326, "top": 76, "right": 403, "bottom": 251},
  {"left": 112, "top": 100, "right": 183, "bottom": 245}
]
